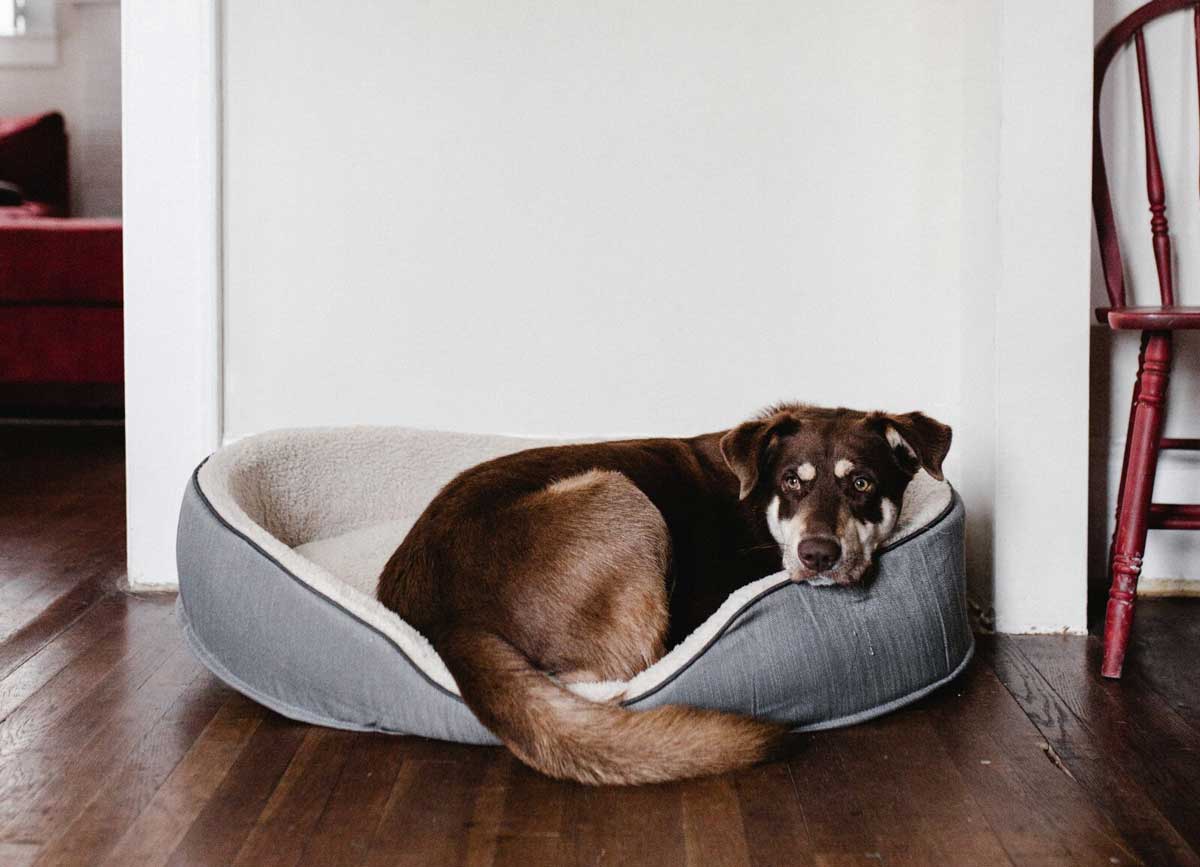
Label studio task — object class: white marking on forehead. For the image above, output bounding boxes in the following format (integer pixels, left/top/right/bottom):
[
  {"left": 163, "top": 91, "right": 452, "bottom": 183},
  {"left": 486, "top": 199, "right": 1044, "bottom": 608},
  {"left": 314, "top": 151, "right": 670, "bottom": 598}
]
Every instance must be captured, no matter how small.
[
  {"left": 797, "top": 463, "right": 816, "bottom": 481},
  {"left": 834, "top": 459, "right": 855, "bottom": 478}
]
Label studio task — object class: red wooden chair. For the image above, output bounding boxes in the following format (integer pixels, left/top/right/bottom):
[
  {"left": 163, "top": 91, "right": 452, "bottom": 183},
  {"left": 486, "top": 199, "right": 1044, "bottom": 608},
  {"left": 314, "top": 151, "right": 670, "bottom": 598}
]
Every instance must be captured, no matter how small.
[{"left": 1094, "top": 0, "right": 1200, "bottom": 678}]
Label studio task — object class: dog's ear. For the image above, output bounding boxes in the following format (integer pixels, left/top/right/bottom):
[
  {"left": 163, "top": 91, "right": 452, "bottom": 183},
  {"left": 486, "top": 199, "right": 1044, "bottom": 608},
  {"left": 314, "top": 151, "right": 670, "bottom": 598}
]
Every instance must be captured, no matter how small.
[
  {"left": 720, "top": 412, "right": 798, "bottom": 500},
  {"left": 869, "top": 411, "right": 952, "bottom": 481}
]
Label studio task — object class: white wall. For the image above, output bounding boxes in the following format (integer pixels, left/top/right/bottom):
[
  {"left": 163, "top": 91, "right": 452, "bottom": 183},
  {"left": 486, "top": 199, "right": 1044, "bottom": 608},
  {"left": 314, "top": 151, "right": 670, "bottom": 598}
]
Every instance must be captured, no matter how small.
[
  {"left": 958, "top": 1, "right": 1002, "bottom": 624},
  {"left": 0, "top": 0, "right": 122, "bottom": 217},
  {"left": 1093, "top": 2, "right": 1200, "bottom": 596},
  {"left": 126, "top": 0, "right": 1096, "bottom": 634},
  {"left": 989, "top": 2, "right": 1093, "bottom": 632},
  {"left": 223, "top": 2, "right": 964, "bottom": 442}
]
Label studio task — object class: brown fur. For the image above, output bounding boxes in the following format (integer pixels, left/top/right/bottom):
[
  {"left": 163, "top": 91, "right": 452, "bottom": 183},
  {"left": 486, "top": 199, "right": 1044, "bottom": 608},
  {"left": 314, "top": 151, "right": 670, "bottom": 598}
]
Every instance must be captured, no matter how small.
[{"left": 376, "top": 403, "right": 951, "bottom": 785}]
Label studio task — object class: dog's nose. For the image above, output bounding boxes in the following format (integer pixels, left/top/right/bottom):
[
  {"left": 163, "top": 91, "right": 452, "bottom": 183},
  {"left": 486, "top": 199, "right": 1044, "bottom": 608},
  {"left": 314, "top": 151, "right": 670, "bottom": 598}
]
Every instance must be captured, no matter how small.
[{"left": 797, "top": 538, "right": 841, "bottom": 572}]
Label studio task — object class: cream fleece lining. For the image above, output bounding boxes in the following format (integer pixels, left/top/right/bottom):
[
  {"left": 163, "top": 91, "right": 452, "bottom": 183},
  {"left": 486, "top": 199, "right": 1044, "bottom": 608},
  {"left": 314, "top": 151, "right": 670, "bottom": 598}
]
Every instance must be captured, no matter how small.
[{"left": 197, "top": 426, "right": 953, "bottom": 703}]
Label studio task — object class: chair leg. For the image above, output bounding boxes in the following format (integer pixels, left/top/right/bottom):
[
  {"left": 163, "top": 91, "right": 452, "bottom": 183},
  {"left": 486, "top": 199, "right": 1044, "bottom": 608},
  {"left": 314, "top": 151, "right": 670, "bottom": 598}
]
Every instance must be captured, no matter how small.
[
  {"left": 1104, "top": 335, "right": 1145, "bottom": 625},
  {"left": 1108, "top": 337, "right": 1146, "bottom": 558},
  {"left": 1102, "top": 332, "right": 1172, "bottom": 678}
]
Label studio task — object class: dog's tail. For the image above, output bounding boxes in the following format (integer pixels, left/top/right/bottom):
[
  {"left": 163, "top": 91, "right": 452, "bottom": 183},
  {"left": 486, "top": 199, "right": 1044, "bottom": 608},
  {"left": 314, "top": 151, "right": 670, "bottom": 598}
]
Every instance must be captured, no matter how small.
[{"left": 439, "top": 628, "right": 790, "bottom": 786}]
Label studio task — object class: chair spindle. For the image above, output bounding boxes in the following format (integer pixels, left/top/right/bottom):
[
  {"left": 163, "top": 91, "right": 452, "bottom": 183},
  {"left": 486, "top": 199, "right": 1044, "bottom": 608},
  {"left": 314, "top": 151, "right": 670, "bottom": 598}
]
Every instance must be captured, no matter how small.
[
  {"left": 1136, "top": 28, "right": 1176, "bottom": 305},
  {"left": 1195, "top": 8, "right": 1200, "bottom": 201}
]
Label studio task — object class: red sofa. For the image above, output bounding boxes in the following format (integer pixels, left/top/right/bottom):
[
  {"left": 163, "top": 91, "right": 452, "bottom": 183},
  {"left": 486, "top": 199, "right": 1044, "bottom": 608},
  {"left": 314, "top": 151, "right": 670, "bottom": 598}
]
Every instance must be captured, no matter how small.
[{"left": 0, "top": 112, "right": 123, "bottom": 415}]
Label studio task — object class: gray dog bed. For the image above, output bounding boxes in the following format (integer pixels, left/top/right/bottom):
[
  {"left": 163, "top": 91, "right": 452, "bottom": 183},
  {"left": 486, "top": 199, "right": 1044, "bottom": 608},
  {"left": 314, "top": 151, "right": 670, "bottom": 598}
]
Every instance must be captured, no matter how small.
[{"left": 176, "top": 426, "right": 972, "bottom": 744}]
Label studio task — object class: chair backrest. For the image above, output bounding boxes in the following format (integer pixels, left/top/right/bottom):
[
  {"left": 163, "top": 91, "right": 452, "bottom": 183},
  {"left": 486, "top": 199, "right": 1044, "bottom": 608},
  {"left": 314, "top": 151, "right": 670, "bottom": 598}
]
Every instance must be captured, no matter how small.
[{"left": 1094, "top": 0, "right": 1200, "bottom": 309}]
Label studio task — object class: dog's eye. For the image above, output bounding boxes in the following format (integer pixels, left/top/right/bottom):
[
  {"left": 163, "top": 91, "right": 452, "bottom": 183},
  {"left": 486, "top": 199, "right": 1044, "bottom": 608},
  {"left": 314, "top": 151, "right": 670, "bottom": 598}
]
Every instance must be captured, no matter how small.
[
  {"left": 782, "top": 472, "right": 802, "bottom": 491},
  {"left": 853, "top": 477, "right": 873, "bottom": 493}
]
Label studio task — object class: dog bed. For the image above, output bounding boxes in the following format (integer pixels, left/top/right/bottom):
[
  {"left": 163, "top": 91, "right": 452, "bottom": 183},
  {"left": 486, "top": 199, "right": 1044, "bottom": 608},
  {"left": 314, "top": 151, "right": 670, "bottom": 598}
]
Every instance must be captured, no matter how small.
[{"left": 176, "top": 426, "right": 972, "bottom": 744}]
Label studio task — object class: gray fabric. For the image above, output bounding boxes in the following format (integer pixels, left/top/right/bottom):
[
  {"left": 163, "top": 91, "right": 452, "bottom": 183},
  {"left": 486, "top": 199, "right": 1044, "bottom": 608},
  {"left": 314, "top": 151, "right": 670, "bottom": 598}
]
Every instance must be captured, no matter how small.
[
  {"left": 177, "top": 464, "right": 971, "bottom": 741},
  {"left": 177, "top": 481, "right": 498, "bottom": 744},
  {"left": 624, "top": 494, "right": 972, "bottom": 729}
]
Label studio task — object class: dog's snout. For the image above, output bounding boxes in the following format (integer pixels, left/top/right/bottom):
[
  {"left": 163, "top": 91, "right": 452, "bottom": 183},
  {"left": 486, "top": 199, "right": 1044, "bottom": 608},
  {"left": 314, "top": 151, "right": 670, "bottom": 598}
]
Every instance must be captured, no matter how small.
[{"left": 797, "top": 537, "right": 841, "bottom": 572}]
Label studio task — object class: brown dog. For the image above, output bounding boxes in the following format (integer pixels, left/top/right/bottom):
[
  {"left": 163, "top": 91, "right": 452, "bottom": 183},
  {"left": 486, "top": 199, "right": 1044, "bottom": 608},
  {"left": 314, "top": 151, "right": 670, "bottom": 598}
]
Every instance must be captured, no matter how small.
[{"left": 376, "top": 403, "right": 951, "bottom": 784}]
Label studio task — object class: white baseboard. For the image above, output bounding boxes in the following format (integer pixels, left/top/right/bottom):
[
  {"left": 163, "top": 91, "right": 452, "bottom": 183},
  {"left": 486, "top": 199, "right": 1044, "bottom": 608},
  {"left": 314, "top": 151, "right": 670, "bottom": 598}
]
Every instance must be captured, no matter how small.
[
  {"left": 120, "top": 575, "right": 178, "bottom": 595},
  {"left": 1138, "top": 578, "right": 1200, "bottom": 598}
]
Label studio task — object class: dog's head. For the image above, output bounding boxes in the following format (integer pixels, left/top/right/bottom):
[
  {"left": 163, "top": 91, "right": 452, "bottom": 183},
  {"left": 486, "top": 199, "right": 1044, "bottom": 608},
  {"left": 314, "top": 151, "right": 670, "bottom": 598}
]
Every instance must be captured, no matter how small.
[{"left": 720, "top": 404, "right": 951, "bottom": 586}]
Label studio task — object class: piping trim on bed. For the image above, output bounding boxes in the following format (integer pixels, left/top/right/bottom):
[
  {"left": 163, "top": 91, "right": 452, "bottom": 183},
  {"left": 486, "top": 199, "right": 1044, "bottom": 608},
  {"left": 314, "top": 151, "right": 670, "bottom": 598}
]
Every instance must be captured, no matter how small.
[{"left": 191, "top": 456, "right": 961, "bottom": 707}]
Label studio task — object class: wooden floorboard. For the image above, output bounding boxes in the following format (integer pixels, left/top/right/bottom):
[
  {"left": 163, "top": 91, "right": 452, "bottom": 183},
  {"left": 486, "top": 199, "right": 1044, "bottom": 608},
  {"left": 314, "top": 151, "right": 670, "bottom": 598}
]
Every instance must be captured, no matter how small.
[
  {"left": 1123, "top": 598, "right": 1200, "bottom": 734},
  {"left": 730, "top": 762, "right": 813, "bottom": 867},
  {"left": 0, "top": 599, "right": 180, "bottom": 832},
  {"left": 835, "top": 709, "right": 1011, "bottom": 865},
  {"left": 566, "top": 775, "right": 689, "bottom": 867},
  {"left": 101, "top": 694, "right": 267, "bottom": 867},
  {"left": 924, "top": 654, "right": 1135, "bottom": 866},
  {"left": 31, "top": 667, "right": 228, "bottom": 866},
  {"left": 0, "top": 591, "right": 128, "bottom": 720},
  {"left": 293, "top": 733, "right": 412, "bottom": 866},
  {"left": 230, "top": 727, "right": 356, "bottom": 867},
  {"left": 364, "top": 754, "right": 492, "bottom": 867},
  {"left": 491, "top": 758, "right": 577, "bottom": 867},
  {"left": 5, "top": 633, "right": 202, "bottom": 845},
  {"left": 988, "top": 636, "right": 1200, "bottom": 866},
  {"left": 0, "top": 503, "right": 124, "bottom": 646},
  {"left": 0, "top": 575, "right": 116, "bottom": 683},
  {"left": 164, "top": 710, "right": 311, "bottom": 867},
  {"left": 1017, "top": 634, "right": 1200, "bottom": 845},
  {"left": 679, "top": 776, "right": 753, "bottom": 867},
  {"left": 3, "top": 425, "right": 1200, "bottom": 866}
]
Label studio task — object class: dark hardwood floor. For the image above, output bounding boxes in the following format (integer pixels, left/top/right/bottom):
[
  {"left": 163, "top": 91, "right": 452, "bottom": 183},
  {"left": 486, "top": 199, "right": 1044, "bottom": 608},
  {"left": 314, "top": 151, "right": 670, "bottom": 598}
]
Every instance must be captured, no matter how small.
[{"left": 1, "top": 425, "right": 1198, "bottom": 866}]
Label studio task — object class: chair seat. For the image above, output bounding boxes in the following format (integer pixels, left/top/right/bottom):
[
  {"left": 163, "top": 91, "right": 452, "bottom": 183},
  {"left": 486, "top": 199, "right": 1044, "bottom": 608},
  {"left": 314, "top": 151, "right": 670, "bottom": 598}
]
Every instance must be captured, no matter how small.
[{"left": 1095, "top": 306, "right": 1200, "bottom": 330}]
